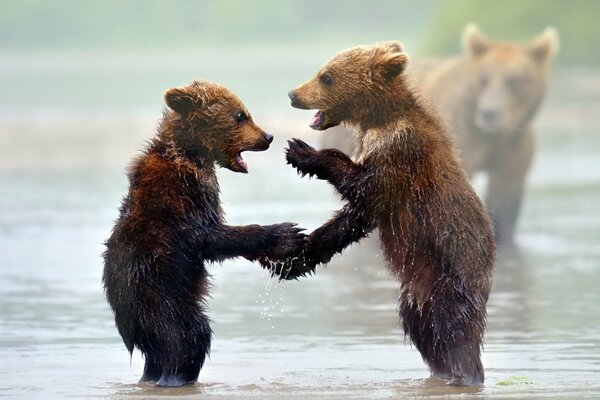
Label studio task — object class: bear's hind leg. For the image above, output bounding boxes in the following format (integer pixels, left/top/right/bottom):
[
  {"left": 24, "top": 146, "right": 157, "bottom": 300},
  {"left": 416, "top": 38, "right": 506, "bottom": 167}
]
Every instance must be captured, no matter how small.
[
  {"left": 428, "top": 292, "right": 486, "bottom": 386},
  {"left": 447, "top": 343, "right": 484, "bottom": 386},
  {"left": 400, "top": 298, "right": 453, "bottom": 381},
  {"left": 139, "top": 357, "right": 162, "bottom": 383},
  {"left": 156, "top": 317, "right": 212, "bottom": 387}
]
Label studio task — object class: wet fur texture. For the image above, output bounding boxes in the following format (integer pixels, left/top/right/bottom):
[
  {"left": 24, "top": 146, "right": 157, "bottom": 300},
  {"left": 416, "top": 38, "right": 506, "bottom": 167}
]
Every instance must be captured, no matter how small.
[
  {"left": 284, "top": 42, "right": 495, "bottom": 385},
  {"left": 103, "top": 81, "right": 304, "bottom": 387}
]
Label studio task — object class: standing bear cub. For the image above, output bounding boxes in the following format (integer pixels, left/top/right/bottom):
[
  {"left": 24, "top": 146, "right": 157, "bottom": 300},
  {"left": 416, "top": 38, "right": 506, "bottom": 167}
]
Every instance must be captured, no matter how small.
[
  {"left": 284, "top": 42, "right": 495, "bottom": 385},
  {"left": 103, "top": 81, "right": 305, "bottom": 387}
]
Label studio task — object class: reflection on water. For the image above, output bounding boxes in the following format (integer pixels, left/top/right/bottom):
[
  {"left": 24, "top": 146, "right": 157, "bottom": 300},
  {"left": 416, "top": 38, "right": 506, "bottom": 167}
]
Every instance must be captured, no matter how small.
[{"left": 1, "top": 78, "right": 600, "bottom": 398}]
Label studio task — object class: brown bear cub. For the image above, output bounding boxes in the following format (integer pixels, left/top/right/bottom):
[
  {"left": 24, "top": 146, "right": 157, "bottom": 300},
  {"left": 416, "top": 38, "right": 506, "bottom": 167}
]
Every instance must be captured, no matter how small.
[
  {"left": 103, "top": 81, "right": 305, "bottom": 387},
  {"left": 283, "top": 42, "right": 495, "bottom": 385}
]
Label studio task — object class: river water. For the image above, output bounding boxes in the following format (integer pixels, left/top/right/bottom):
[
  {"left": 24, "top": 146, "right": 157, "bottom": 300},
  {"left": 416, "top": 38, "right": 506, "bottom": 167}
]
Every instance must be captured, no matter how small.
[{"left": 1, "top": 53, "right": 599, "bottom": 399}]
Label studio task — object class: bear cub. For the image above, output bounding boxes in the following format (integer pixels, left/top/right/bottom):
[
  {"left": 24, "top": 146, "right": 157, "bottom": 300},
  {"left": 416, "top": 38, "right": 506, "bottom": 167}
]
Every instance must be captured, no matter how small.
[
  {"left": 103, "top": 80, "right": 305, "bottom": 387},
  {"left": 283, "top": 42, "right": 495, "bottom": 386}
]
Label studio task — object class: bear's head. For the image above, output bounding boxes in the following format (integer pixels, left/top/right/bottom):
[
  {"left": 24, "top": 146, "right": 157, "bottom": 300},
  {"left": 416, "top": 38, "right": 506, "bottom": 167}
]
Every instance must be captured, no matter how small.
[
  {"left": 462, "top": 24, "right": 559, "bottom": 135},
  {"left": 288, "top": 41, "right": 409, "bottom": 130},
  {"left": 164, "top": 81, "right": 272, "bottom": 173}
]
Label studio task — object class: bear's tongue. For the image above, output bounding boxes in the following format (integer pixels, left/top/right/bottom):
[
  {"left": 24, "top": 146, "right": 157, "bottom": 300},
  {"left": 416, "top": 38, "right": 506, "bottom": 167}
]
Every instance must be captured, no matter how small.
[
  {"left": 310, "top": 111, "right": 323, "bottom": 130},
  {"left": 236, "top": 154, "right": 248, "bottom": 173}
]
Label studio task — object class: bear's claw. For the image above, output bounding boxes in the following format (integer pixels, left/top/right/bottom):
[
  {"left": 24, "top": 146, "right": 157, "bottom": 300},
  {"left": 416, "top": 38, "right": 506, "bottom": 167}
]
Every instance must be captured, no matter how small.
[
  {"left": 258, "top": 222, "right": 307, "bottom": 262},
  {"left": 286, "top": 139, "right": 320, "bottom": 178}
]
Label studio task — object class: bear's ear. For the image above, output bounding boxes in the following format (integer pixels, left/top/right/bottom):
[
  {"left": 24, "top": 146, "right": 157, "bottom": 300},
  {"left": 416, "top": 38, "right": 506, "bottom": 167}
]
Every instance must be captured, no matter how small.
[
  {"left": 164, "top": 87, "right": 202, "bottom": 114},
  {"left": 380, "top": 40, "right": 404, "bottom": 54},
  {"left": 462, "top": 23, "right": 490, "bottom": 58},
  {"left": 529, "top": 27, "right": 559, "bottom": 63},
  {"left": 374, "top": 52, "right": 409, "bottom": 82}
]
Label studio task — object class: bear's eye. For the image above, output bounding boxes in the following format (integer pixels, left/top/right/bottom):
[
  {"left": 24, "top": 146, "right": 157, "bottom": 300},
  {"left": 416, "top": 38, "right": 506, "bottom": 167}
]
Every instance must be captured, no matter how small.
[
  {"left": 320, "top": 73, "right": 333, "bottom": 86},
  {"left": 235, "top": 111, "right": 248, "bottom": 124}
]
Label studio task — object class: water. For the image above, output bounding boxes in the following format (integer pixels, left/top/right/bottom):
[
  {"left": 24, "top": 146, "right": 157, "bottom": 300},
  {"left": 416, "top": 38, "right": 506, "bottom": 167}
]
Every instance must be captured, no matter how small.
[{"left": 1, "top": 55, "right": 600, "bottom": 398}]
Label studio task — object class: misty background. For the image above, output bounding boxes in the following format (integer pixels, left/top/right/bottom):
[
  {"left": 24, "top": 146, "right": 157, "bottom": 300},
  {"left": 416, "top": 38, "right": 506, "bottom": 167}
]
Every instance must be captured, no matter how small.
[
  {"left": 2, "top": 0, "right": 599, "bottom": 116},
  {"left": 2, "top": 0, "right": 598, "bottom": 170}
]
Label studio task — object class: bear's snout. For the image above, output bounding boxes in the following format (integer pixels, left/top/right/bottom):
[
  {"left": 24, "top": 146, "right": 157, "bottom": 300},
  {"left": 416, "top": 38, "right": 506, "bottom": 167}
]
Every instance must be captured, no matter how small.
[
  {"left": 263, "top": 132, "right": 273, "bottom": 144},
  {"left": 256, "top": 132, "right": 273, "bottom": 150},
  {"left": 246, "top": 131, "right": 272, "bottom": 152},
  {"left": 288, "top": 90, "right": 308, "bottom": 109}
]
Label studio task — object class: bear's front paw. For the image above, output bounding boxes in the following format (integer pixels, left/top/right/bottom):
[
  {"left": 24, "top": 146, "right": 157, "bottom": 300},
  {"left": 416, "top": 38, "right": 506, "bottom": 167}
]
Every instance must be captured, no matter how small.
[
  {"left": 284, "top": 255, "right": 317, "bottom": 280},
  {"left": 260, "top": 254, "right": 317, "bottom": 280},
  {"left": 264, "top": 222, "right": 306, "bottom": 260},
  {"left": 285, "top": 139, "right": 321, "bottom": 178}
]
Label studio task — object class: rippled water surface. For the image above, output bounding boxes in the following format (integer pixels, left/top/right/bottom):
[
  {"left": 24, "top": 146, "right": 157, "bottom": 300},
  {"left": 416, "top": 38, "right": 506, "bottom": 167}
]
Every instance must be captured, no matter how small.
[{"left": 1, "top": 58, "right": 599, "bottom": 399}]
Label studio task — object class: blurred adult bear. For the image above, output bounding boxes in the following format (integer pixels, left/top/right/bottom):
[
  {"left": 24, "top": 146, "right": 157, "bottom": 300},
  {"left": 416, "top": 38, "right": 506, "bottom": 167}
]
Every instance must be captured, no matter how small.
[
  {"left": 103, "top": 81, "right": 304, "bottom": 387},
  {"left": 423, "top": 24, "right": 559, "bottom": 245},
  {"left": 282, "top": 42, "right": 495, "bottom": 385}
]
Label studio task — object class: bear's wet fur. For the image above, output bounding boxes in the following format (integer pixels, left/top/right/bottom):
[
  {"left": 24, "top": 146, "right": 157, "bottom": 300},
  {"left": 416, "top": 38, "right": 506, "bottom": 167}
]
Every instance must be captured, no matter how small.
[
  {"left": 284, "top": 42, "right": 495, "bottom": 385},
  {"left": 103, "top": 80, "right": 304, "bottom": 387}
]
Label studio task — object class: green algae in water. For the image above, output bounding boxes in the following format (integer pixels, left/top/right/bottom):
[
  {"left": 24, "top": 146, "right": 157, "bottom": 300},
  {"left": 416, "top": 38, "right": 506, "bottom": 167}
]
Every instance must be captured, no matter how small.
[{"left": 496, "top": 376, "right": 534, "bottom": 386}]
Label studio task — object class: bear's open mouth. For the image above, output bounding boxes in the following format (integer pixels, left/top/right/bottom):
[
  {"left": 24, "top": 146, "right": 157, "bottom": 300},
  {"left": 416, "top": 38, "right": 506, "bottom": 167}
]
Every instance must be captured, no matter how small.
[
  {"left": 232, "top": 142, "right": 270, "bottom": 173},
  {"left": 309, "top": 110, "right": 340, "bottom": 131},
  {"left": 310, "top": 111, "right": 324, "bottom": 130},
  {"left": 235, "top": 153, "right": 248, "bottom": 173}
]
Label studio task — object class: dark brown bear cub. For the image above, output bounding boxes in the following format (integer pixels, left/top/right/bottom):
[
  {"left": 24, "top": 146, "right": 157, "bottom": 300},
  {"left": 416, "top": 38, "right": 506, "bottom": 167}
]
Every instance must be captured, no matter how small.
[
  {"left": 103, "top": 81, "right": 304, "bottom": 387},
  {"left": 283, "top": 42, "right": 495, "bottom": 385}
]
